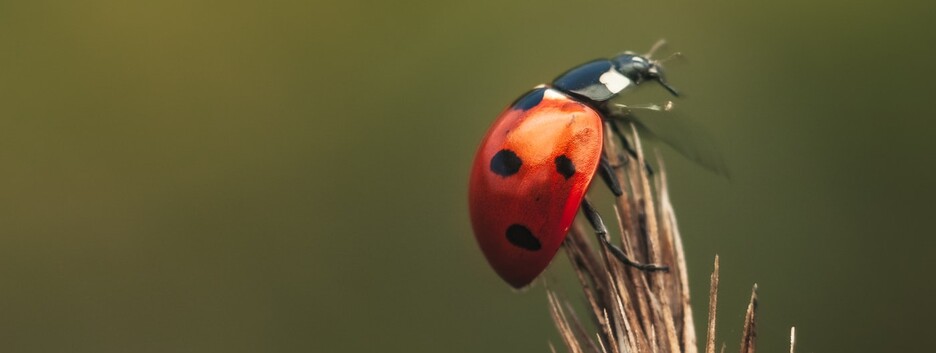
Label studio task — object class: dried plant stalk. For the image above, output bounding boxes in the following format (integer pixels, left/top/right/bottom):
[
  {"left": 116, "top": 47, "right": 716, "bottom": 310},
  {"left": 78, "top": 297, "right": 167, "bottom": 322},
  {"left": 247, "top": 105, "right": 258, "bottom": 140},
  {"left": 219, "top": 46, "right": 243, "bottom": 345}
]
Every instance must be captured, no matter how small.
[
  {"left": 789, "top": 327, "right": 796, "bottom": 353},
  {"left": 705, "top": 256, "right": 720, "bottom": 353},
  {"left": 547, "top": 123, "right": 788, "bottom": 353},
  {"left": 738, "top": 284, "right": 759, "bottom": 353}
]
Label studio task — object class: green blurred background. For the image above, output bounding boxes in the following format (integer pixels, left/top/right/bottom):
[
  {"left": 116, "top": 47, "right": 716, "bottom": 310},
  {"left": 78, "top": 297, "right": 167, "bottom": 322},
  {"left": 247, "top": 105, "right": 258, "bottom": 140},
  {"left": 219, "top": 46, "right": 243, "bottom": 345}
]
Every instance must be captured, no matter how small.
[{"left": 2, "top": 0, "right": 934, "bottom": 352}]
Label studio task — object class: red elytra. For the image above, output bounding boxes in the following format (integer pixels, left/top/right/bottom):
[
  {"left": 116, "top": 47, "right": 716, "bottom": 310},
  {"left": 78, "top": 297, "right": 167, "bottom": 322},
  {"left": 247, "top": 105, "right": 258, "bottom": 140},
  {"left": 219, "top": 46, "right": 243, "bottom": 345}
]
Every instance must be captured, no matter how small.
[{"left": 468, "top": 87, "right": 604, "bottom": 288}]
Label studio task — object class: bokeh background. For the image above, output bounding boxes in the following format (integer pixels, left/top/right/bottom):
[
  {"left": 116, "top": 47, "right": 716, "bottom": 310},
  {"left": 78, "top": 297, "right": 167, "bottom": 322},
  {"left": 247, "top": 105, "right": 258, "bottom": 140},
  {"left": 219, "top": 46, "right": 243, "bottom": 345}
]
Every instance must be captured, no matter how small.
[{"left": 2, "top": 0, "right": 935, "bottom": 352}]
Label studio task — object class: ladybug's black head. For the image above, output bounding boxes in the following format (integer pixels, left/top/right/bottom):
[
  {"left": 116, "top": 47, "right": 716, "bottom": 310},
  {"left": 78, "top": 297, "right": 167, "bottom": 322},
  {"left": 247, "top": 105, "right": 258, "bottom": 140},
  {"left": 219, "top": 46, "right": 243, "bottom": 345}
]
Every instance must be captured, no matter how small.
[{"left": 612, "top": 53, "right": 679, "bottom": 97}]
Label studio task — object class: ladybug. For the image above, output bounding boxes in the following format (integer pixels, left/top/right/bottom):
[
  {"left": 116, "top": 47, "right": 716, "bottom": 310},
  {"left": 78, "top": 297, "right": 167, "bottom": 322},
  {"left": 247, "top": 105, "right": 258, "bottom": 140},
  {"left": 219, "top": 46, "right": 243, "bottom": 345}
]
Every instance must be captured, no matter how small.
[{"left": 469, "top": 45, "right": 679, "bottom": 288}]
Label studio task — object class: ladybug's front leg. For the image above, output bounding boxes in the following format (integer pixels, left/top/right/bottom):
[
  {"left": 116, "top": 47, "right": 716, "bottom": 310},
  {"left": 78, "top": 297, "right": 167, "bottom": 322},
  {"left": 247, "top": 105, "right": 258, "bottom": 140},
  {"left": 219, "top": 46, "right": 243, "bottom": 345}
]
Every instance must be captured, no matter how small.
[{"left": 580, "top": 198, "right": 669, "bottom": 272}]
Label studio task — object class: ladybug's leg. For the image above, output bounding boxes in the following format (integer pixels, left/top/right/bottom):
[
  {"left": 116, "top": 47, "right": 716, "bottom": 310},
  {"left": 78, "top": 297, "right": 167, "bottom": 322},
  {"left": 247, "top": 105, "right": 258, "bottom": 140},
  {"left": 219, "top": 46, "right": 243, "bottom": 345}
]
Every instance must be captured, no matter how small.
[
  {"left": 598, "top": 155, "right": 623, "bottom": 197},
  {"left": 607, "top": 119, "right": 639, "bottom": 159},
  {"left": 607, "top": 119, "right": 655, "bottom": 176},
  {"left": 581, "top": 198, "right": 669, "bottom": 272}
]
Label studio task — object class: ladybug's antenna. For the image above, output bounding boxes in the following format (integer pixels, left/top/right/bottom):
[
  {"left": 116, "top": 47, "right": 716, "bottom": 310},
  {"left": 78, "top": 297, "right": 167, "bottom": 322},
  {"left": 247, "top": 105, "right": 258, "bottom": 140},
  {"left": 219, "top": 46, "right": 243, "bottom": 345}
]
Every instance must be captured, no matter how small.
[
  {"left": 657, "top": 51, "right": 684, "bottom": 65},
  {"left": 649, "top": 47, "right": 682, "bottom": 97},
  {"left": 645, "top": 39, "right": 668, "bottom": 59}
]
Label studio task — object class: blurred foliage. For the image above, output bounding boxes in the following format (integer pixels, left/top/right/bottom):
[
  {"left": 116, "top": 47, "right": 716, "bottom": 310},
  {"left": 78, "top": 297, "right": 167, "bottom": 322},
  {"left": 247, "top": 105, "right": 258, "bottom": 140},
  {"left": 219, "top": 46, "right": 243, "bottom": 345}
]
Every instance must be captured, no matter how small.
[{"left": 1, "top": 0, "right": 935, "bottom": 352}]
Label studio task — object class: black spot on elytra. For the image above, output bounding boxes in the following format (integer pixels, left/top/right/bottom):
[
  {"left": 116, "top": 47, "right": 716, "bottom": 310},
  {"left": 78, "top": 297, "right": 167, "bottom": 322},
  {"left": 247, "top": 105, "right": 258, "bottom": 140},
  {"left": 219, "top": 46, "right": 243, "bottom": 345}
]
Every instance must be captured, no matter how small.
[
  {"left": 490, "top": 149, "right": 522, "bottom": 177},
  {"left": 555, "top": 155, "right": 576, "bottom": 179},
  {"left": 512, "top": 88, "right": 546, "bottom": 111},
  {"left": 506, "top": 224, "right": 541, "bottom": 251}
]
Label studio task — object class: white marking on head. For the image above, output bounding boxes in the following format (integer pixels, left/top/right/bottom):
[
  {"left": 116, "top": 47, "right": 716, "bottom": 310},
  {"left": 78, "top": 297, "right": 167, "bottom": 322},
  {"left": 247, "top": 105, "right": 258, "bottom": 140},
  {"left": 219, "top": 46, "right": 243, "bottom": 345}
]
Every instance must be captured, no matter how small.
[
  {"left": 599, "top": 70, "right": 632, "bottom": 94},
  {"left": 543, "top": 88, "right": 566, "bottom": 100}
]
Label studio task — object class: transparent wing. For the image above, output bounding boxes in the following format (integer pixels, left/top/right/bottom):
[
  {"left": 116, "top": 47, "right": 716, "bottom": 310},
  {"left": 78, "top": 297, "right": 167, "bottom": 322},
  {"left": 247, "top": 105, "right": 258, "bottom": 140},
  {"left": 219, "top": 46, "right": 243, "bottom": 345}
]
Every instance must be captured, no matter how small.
[{"left": 608, "top": 104, "right": 731, "bottom": 178}]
